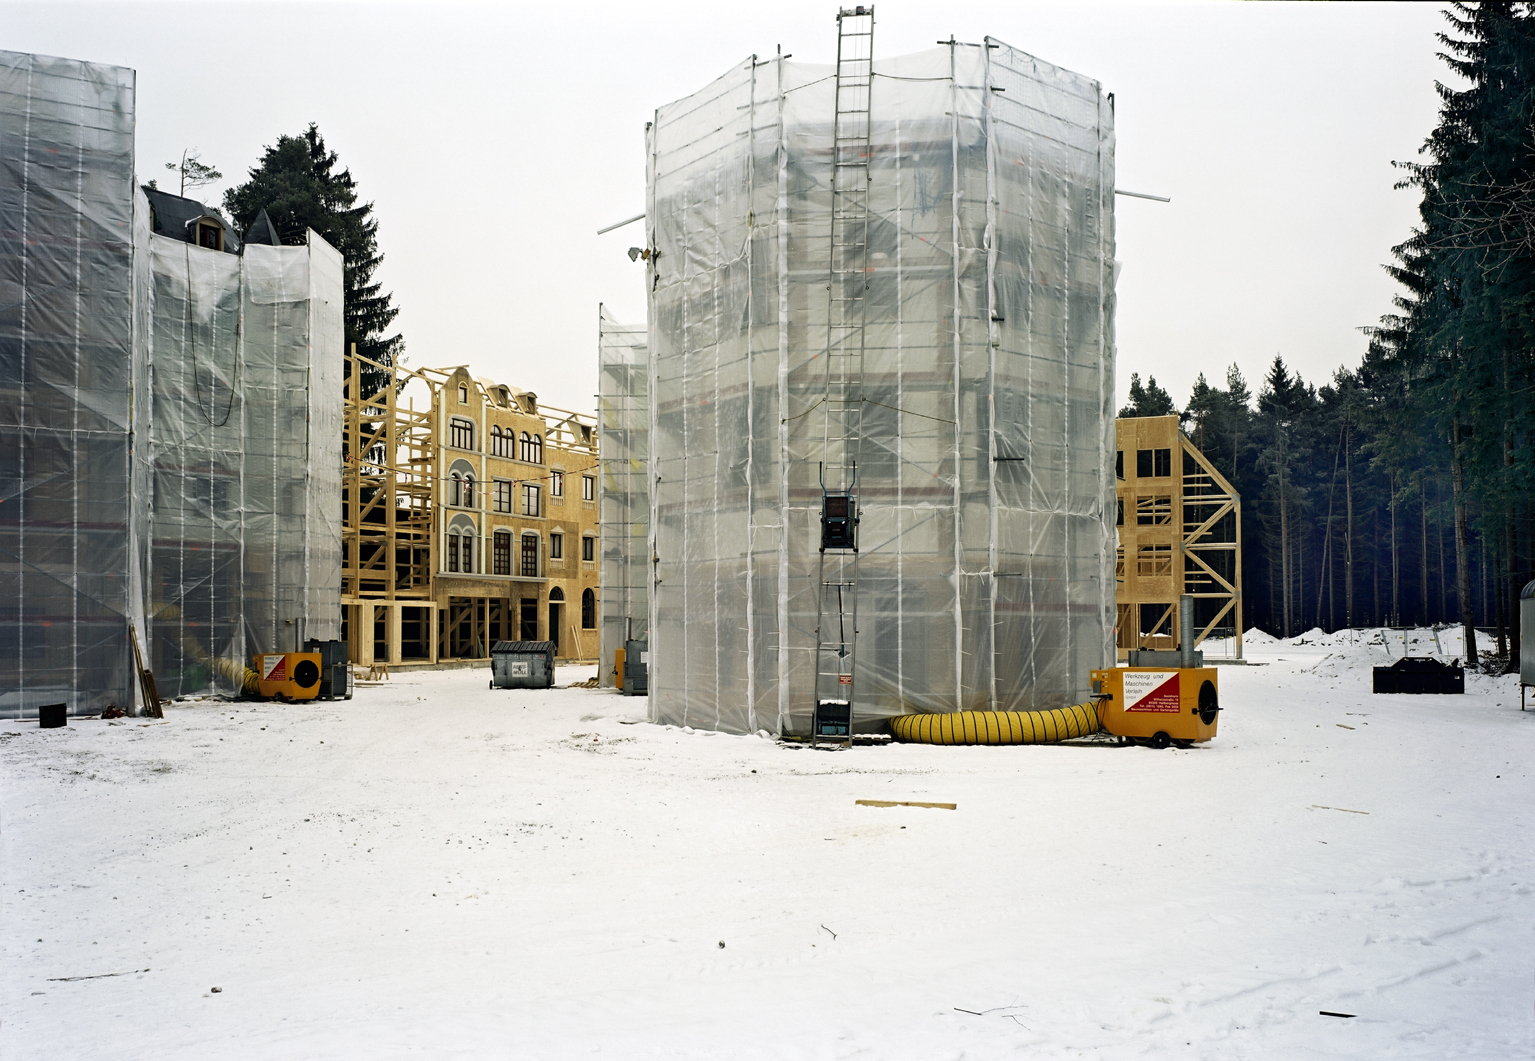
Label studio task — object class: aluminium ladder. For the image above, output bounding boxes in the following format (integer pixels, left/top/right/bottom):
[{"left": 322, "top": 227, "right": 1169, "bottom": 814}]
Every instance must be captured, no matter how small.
[{"left": 811, "top": 6, "right": 875, "bottom": 745}]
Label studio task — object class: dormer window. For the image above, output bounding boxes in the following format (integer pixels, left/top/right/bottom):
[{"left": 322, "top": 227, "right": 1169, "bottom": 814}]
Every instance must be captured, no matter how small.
[
  {"left": 458, "top": 384, "right": 468, "bottom": 404},
  {"left": 194, "top": 219, "right": 222, "bottom": 251}
]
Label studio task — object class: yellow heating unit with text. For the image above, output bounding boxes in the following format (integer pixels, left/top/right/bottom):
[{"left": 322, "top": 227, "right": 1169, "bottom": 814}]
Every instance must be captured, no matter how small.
[
  {"left": 1091, "top": 667, "right": 1220, "bottom": 748},
  {"left": 252, "top": 652, "right": 323, "bottom": 701}
]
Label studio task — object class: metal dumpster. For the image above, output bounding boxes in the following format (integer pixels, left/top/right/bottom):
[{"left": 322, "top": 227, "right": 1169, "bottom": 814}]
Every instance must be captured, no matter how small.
[
  {"left": 1372, "top": 656, "right": 1464, "bottom": 695},
  {"left": 491, "top": 641, "right": 557, "bottom": 690}
]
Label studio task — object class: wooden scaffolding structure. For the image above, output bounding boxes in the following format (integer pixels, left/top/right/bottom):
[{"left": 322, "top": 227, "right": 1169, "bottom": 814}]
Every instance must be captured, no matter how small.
[
  {"left": 1115, "top": 415, "right": 1243, "bottom": 659},
  {"left": 343, "top": 348, "right": 441, "bottom": 666}
]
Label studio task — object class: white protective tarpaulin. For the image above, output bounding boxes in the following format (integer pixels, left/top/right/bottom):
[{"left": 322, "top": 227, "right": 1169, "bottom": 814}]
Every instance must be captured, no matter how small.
[
  {"left": 597, "top": 306, "right": 649, "bottom": 685},
  {"left": 643, "top": 41, "right": 1116, "bottom": 735},
  {"left": 0, "top": 48, "right": 342, "bottom": 715}
]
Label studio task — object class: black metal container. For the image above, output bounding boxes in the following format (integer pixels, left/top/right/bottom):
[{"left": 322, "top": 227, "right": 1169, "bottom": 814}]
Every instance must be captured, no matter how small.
[{"left": 1372, "top": 656, "right": 1465, "bottom": 695}]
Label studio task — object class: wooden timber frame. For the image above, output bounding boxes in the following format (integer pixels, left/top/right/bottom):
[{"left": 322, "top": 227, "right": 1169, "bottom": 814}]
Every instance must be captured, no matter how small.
[
  {"left": 343, "top": 347, "right": 442, "bottom": 666},
  {"left": 1114, "top": 415, "right": 1243, "bottom": 660},
  {"left": 345, "top": 350, "right": 603, "bottom": 669}
]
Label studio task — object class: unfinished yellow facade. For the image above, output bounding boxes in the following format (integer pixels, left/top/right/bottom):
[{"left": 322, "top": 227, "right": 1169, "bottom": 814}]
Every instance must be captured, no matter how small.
[
  {"left": 342, "top": 352, "right": 599, "bottom": 668},
  {"left": 1115, "top": 415, "right": 1243, "bottom": 659}
]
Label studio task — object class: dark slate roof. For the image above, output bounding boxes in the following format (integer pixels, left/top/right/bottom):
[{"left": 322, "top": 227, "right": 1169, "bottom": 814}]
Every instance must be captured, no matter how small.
[
  {"left": 243, "top": 208, "right": 284, "bottom": 246},
  {"left": 141, "top": 186, "right": 242, "bottom": 254}
]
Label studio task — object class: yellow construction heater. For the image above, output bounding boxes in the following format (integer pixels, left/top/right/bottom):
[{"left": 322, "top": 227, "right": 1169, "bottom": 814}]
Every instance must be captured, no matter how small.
[
  {"left": 252, "top": 652, "right": 323, "bottom": 701},
  {"left": 1093, "top": 594, "right": 1221, "bottom": 748},
  {"left": 1091, "top": 665, "right": 1219, "bottom": 748}
]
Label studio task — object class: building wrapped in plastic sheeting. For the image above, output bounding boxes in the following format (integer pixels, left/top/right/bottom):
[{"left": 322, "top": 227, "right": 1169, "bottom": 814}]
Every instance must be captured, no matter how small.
[
  {"left": 0, "top": 48, "right": 343, "bottom": 717},
  {"left": 597, "top": 307, "right": 649, "bottom": 687},
  {"left": 145, "top": 230, "right": 343, "bottom": 698},
  {"left": 1, "top": 51, "right": 147, "bottom": 718},
  {"left": 643, "top": 41, "right": 1117, "bottom": 735}
]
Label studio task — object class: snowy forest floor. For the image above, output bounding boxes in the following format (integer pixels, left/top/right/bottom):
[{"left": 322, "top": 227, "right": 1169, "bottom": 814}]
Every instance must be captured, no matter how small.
[{"left": 3, "top": 630, "right": 1532, "bottom": 1060}]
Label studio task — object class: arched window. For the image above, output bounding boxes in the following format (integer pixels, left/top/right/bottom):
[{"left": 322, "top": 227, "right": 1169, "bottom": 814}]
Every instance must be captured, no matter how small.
[
  {"left": 581, "top": 588, "right": 596, "bottom": 629},
  {"left": 530, "top": 433, "right": 543, "bottom": 464},
  {"left": 489, "top": 425, "right": 503, "bottom": 456},
  {"left": 447, "top": 532, "right": 460, "bottom": 572},
  {"left": 464, "top": 475, "right": 475, "bottom": 509},
  {"left": 450, "top": 473, "right": 461, "bottom": 508},
  {"left": 548, "top": 586, "right": 564, "bottom": 602},
  {"left": 519, "top": 431, "right": 532, "bottom": 462}
]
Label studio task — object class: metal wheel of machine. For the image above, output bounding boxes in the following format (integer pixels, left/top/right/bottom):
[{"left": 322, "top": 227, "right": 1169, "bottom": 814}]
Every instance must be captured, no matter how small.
[{"left": 1149, "top": 730, "right": 1172, "bottom": 750}]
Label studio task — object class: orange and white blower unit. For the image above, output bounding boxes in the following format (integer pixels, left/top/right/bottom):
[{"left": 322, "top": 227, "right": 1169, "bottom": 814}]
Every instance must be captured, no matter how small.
[
  {"left": 1091, "top": 665, "right": 1218, "bottom": 748},
  {"left": 251, "top": 652, "right": 323, "bottom": 701},
  {"left": 1092, "top": 595, "right": 1220, "bottom": 748}
]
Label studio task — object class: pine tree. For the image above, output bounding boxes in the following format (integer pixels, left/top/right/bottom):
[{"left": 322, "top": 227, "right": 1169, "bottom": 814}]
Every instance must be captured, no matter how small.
[
  {"left": 1118, "top": 373, "right": 1179, "bottom": 419},
  {"left": 224, "top": 124, "right": 404, "bottom": 387}
]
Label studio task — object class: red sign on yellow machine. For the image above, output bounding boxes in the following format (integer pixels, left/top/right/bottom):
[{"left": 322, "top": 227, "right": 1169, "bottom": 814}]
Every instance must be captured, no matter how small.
[{"left": 1123, "top": 670, "right": 1180, "bottom": 713}]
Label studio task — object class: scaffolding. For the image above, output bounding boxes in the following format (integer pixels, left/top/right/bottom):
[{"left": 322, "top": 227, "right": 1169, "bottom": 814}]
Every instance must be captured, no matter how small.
[
  {"left": 1114, "top": 415, "right": 1243, "bottom": 658},
  {"left": 343, "top": 350, "right": 440, "bottom": 666},
  {"left": 641, "top": 36, "right": 1117, "bottom": 735},
  {"left": 597, "top": 306, "right": 649, "bottom": 686}
]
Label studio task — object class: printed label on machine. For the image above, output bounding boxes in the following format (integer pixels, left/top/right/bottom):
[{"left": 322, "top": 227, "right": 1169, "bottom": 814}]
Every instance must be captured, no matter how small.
[
  {"left": 509, "top": 661, "right": 530, "bottom": 677},
  {"left": 1123, "top": 670, "right": 1180, "bottom": 713},
  {"left": 261, "top": 655, "right": 287, "bottom": 681}
]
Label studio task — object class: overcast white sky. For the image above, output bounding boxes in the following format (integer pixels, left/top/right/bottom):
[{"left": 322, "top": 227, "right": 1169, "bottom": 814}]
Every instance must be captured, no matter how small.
[{"left": 6, "top": 1, "right": 1451, "bottom": 414}]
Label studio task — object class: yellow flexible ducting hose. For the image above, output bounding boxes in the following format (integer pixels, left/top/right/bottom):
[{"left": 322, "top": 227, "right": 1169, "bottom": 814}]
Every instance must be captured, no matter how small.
[
  {"left": 151, "top": 602, "right": 263, "bottom": 694},
  {"left": 889, "top": 702, "right": 1102, "bottom": 745}
]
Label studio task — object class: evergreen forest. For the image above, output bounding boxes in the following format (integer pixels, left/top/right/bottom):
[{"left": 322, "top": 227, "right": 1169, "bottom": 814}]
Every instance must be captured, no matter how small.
[{"left": 1121, "top": 5, "right": 1534, "bottom": 669}]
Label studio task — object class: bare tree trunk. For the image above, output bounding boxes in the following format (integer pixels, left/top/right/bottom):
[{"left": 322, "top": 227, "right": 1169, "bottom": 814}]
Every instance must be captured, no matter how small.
[
  {"left": 1280, "top": 461, "right": 1292, "bottom": 636},
  {"left": 1494, "top": 540, "right": 1508, "bottom": 659},
  {"left": 1506, "top": 346, "right": 1521, "bottom": 673},
  {"left": 1481, "top": 533, "right": 1490, "bottom": 627},
  {"left": 1452, "top": 422, "right": 1477, "bottom": 666},
  {"left": 1436, "top": 479, "right": 1447, "bottom": 623},
  {"left": 1345, "top": 417, "right": 1354, "bottom": 630},
  {"left": 1372, "top": 506, "right": 1381, "bottom": 627},
  {"left": 1420, "top": 477, "right": 1429, "bottom": 626},
  {"left": 1318, "top": 427, "right": 1341, "bottom": 630},
  {"left": 1390, "top": 471, "right": 1400, "bottom": 628}
]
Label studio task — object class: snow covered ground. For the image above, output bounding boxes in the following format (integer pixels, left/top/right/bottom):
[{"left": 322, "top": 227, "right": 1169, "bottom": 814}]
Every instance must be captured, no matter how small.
[{"left": 3, "top": 631, "right": 1531, "bottom": 1059}]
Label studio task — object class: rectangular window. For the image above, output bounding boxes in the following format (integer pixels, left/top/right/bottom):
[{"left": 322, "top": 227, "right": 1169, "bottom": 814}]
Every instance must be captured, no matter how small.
[
  {"left": 1136, "top": 495, "right": 1172, "bottom": 526},
  {"left": 1116, "top": 496, "right": 1124, "bottom": 526},
  {"left": 447, "top": 533, "right": 459, "bottom": 572},
  {"left": 493, "top": 479, "right": 513, "bottom": 513},
  {"left": 581, "top": 475, "right": 595, "bottom": 501},
  {"left": 1115, "top": 450, "right": 1124, "bottom": 480},
  {"left": 521, "top": 483, "right": 540, "bottom": 517},
  {"left": 493, "top": 532, "right": 511, "bottom": 576},
  {"left": 581, "top": 536, "right": 595, "bottom": 562},
  {"left": 461, "top": 534, "right": 474, "bottom": 574},
  {"left": 550, "top": 533, "right": 563, "bottom": 559},
  {"left": 520, "top": 535, "right": 538, "bottom": 577},
  {"left": 1138, "top": 447, "right": 1172, "bottom": 477},
  {"left": 550, "top": 470, "right": 564, "bottom": 497},
  {"left": 1136, "top": 543, "right": 1173, "bottom": 577},
  {"left": 450, "top": 418, "right": 474, "bottom": 450}
]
